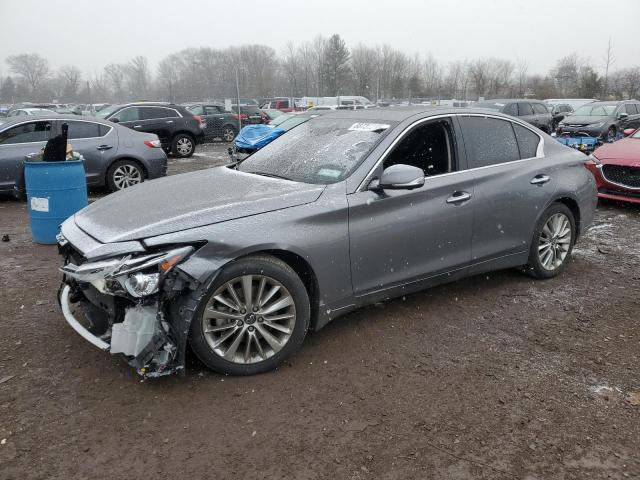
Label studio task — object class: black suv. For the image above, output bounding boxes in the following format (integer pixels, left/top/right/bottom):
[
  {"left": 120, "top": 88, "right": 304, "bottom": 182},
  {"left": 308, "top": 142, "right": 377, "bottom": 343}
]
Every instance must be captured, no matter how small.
[
  {"left": 474, "top": 99, "right": 553, "bottom": 133},
  {"left": 97, "top": 103, "right": 205, "bottom": 158},
  {"left": 556, "top": 100, "right": 640, "bottom": 142},
  {"left": 183, "top": 103, "right": 240, "bottom": 142}
]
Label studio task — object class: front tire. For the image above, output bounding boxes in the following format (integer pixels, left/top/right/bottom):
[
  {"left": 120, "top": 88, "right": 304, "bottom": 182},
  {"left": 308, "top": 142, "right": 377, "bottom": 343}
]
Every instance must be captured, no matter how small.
[
  {"left": 188, "top": 255, "right": 310, "bottom": 375},
  {"left": 524, "top": 203, "right": 576, "bottom": 279},
  {"left": 171, "top": 134, "right": 195, "bottom": 158}
]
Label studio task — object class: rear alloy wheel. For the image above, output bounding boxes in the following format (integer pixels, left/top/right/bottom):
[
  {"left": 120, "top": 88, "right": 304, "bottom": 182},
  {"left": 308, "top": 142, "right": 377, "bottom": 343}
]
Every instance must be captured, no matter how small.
[
  {"left": 189, "top": 255, "right": 310, "bottom": 375},
  {"left": 107, "top": 160, "right": 143, "bottom": 191},
  {"left": 171, "top": 134, "right": 195, "bottom": 158},
  {"left": 221, "top": 126, "right": 237, "bottom": 142},
  {"left": 524, "top": 203, "right": 576, "bottom": 279}
]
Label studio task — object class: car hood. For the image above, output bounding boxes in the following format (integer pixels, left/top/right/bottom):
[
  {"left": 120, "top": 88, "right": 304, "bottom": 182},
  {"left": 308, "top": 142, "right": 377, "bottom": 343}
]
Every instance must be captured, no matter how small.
[
  {"left": 593, "top": 138, "right": 640, "bottom": 164},
  {"left": 560, "top": 115, "right": 609, "bottom": 126},
  {"left": 74, "top": 166, "right": 325, "bottom": 243}
]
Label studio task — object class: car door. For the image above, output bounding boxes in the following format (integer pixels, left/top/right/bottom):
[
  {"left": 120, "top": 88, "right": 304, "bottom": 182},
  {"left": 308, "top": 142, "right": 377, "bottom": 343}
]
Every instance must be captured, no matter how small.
[
  {"left": 517, "top": 102, "right": 536, "bottom": 127},
  {"left": 458, "top": 115, "right": 558, "bottom": 273},
  {"left": 204, "top": 105, "right": 225, "bottom": 138},
  {"left": 139, "top": 107, "right": 175, "bottom": 143},
  {"left": 348, "top": 117, "right": 474, "bottom": 297},
  {"left": 0, "top": 120, "right": 53, "bottom": 193},
  {"left": 110, "top": 106, "right": 142, "bottom": 132},
  {"left": 624, "top": 103, "right": 640, "bottom": 129},
  {"left": 62, "top": 120, "right": 118, "bottom": 185}
]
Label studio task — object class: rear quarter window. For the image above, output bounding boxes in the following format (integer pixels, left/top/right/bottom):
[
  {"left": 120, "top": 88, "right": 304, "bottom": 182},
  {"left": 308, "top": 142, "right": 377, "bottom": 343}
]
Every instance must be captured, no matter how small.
[
  {"left": 459, "top": 116, "right": 520, "bottom": 168},
  {"left": 513, "top": 123, "right": 540, "bottom": 159}
]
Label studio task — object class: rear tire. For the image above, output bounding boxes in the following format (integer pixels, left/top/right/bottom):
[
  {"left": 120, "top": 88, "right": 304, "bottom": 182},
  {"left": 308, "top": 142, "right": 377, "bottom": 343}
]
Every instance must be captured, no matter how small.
[
  {"left": 106, "top": 160, "right": 144, "bottom": 192},
  {"left": 188, "top": 255, "right": 310, "bottom": 375},
  {"left": 171, "top": 134, "right": 195, "bottom": 158},
  {"left": 221, "top": 125, "right": 237, "bottom": 143},
  {"left": 523, "top": 203, "right": 576, "bottom": 279}
]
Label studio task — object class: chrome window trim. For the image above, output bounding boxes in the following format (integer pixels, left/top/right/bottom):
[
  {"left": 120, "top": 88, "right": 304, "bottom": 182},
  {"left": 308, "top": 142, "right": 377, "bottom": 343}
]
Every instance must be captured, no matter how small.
[{"left": 356, "top": 113, "right": 545, "bottom": 192}]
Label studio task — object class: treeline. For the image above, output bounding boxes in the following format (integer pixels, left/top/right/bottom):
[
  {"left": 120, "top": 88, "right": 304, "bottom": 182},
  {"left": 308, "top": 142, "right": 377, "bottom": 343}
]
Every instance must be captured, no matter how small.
[{"left": 1, "top": 34, "right": 639, "bottom": 104}]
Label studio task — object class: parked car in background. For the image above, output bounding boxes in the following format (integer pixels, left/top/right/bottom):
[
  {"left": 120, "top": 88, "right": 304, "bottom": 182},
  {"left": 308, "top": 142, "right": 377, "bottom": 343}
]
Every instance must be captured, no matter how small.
[
  {"left": 261, "top": 109, "right": 284, "bottom": 121},
  {"left": 184, "top": 103, "right": 240, "bottom": 142},
  {"left": 474, "top": 99, "right": 553, "bottom": 133},
  {"left": 260, "top": 97, "right": 297, "bottom": 112},
  {"left": 97, "top": 102, "right": 205, "bottom": 158},
  {"left": 585, "top": 127, "right": 640, "bottom": 204},
  {"left": 230, "top": 105, "right": 267, "bottom": 126},
  {"left": 0, "top": 114, "right": 167, "bottom": 197},
  {"left": 7, "top": 108, "right": 56, "bottom": 117},
  {"left": 543, "top": 99, "right": 596, "bottom": 111},
  {"left": 546, "top": 103, "right": 574, "bottom": 130},
  {"left": 74, "top": 103, "right": 111, "bottom": 116},
  {"left": 307, "top": 105, "right": 339, "bottom": 112},
  {"left": 556, "top": 100, "right": 640, "bottom": 142},
  {"left": 56, "top": 106, "right": 595, "bottom": 377}
]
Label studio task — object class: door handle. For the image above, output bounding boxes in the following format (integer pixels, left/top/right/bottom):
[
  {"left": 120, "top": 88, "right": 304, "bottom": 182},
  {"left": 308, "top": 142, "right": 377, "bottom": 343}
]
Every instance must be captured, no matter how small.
[
  {"left": 97, "top": 145, "right": 113, "bottom": 151},
  {"left": 531, "top": 174, "right": 551, "bottom": 185},
  {"left": 166, "top": 120, "right": 174, "bottom": 124},
  {"left": 133, "top": 125, "right": 142, "bottom": 129},
  {"left": 446, "top": 191, "right": 471, "bottom": 204}
]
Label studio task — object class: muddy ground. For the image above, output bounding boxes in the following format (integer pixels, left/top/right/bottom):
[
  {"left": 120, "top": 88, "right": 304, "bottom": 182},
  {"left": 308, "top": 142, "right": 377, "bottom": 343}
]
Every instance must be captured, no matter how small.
[{"left": 0, "top": 144, "right": 639, "bottom": 479}]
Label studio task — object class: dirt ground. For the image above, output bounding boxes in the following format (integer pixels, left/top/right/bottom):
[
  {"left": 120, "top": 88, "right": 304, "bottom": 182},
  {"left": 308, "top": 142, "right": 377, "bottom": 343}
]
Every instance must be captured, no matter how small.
[{"left": 1, "top": 144, "right": 639, "bottom": 479}]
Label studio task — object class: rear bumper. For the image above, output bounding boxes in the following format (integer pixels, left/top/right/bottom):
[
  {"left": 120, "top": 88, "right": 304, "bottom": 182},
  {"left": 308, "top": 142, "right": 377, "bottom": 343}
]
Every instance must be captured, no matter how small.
[{"left": 143, "top": 152, "right": 168, "bottom": 179}]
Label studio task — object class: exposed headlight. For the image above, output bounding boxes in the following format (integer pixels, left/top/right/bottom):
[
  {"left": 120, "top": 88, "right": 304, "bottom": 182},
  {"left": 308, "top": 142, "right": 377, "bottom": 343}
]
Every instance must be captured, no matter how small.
[
  {"left": 587, "top": 122, "right": 605, "bottom": 128},
  {"left": 123, "top": 272, "right": 160, "bottom": 297},
  {"left": 61, "top": 246, "right": 194, "bottom": 297}
]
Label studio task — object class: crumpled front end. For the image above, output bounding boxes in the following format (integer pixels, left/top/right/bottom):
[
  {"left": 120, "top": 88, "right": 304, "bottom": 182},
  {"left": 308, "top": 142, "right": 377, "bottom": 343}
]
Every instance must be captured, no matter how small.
[{"left": 57, "top": 219, "right": 202, "bottom": 378}]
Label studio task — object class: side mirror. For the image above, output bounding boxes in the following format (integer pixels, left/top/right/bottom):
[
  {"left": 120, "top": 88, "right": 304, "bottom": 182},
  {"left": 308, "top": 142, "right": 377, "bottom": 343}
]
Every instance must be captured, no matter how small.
[
  {"left": 618, "top": 112, "right": 629, "bottom": 120},
  {"left": 623, "top": 128, "right": 636, "bottom": 137},
  {"left": 110, "top": 118, "right": 120, "bottom": 123},
  {"left": 374, "top": 164, "right": 425, "bottom": 190}
]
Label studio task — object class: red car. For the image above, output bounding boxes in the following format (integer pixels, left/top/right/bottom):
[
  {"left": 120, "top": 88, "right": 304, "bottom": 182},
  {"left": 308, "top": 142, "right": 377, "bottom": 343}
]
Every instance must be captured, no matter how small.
[{"left": 585, "top": 128, "right": 640, "bottom": 204}]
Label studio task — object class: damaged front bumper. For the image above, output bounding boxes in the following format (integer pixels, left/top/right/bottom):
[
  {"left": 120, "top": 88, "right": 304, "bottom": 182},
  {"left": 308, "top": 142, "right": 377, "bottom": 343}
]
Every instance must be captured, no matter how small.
[{"left": 57, "top": 228, "right": 202, "bottom": 378}]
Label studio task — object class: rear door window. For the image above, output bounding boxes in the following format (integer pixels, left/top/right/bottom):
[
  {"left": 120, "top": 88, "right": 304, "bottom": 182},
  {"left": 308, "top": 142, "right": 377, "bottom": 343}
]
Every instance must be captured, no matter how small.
[
  {"left": 65, "top": 121, "right": 103, "bottom": 139},
  {"left": 513, "top": 123, "right": 540, "bottom": 159},
  {"left": 142, "top": 107, "right": 169, "bottom": 120},
  {"left": 459, "top": 116, "right": 520, "bottom": 168},
  {"left": 624, "top": 104, "right": 638, "bottom": 115},
  {"left": 0, "top": 121, "right": 52, "bottom": 144},
  {"left": 205, "top": 106, "right": 223, "bottom": 115},
  {"left": 518, "top": 103, "right": 534, "bottom": 116},
  {"left": 161, "top": 108, "right": 180, "bottom": 118}
]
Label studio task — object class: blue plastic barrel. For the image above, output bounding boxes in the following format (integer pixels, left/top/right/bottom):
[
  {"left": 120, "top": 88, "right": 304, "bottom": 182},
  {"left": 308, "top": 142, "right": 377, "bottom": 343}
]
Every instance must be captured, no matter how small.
[{"left": 24, "top": 160, "right": 88, "bottom": 244}]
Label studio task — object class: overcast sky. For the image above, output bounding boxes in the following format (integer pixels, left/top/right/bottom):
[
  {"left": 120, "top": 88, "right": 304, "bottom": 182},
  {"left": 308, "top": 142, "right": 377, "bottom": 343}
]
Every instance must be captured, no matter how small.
[{"left": 1, "top": 0, "right": 638, "bottom": 76}]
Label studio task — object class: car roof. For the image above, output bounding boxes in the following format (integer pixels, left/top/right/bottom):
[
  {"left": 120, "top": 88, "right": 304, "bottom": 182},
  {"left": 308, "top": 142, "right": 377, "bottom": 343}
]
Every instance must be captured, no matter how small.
[
  {"left": 0, "top": 114, "right": 112, "bottom": 128},
  {"left": 477, "top": 99, "right": 544, "bottom": 104}
]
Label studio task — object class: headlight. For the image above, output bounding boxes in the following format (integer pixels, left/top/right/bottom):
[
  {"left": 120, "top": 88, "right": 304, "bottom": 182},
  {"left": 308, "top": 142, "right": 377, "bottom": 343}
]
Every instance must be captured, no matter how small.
[
  {"left": 587, "top": 122, "right": 605, "bottom": 128},
  {"left": 61, "top": 246, "right": 194, "bottom": 297},
  {"left": 123, "top": 272, "right": 160, "bottom": 297}
]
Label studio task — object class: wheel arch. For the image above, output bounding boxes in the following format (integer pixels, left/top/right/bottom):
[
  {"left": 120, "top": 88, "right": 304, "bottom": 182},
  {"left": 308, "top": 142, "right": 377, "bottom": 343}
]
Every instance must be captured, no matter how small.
[{"left": 553, "top": 196, "right": 581, "bottom": 238}]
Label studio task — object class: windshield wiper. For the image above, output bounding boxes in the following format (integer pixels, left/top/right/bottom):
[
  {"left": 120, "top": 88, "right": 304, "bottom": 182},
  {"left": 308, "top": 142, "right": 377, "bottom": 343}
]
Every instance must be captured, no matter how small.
[{"left": 248, "top": 171, "right": 292, "bottom": 181}]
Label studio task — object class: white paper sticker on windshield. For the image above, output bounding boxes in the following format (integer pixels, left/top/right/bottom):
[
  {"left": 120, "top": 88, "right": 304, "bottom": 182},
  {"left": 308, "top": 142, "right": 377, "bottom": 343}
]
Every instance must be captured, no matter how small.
[
  {"left": 317, "top": 168, "right": 342, "bottom": 178},
  {"left": 348, "top": 123, "right": 390, "bottom": 132},
  {"left": 31, "top": 197, "right": 49, "bottom": 212}
]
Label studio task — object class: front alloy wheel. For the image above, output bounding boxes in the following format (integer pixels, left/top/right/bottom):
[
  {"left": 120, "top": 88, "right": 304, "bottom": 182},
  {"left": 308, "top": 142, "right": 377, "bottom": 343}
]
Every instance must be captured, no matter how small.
[{"left": 188, "top": 255, "right": 310, "bottom": 375}]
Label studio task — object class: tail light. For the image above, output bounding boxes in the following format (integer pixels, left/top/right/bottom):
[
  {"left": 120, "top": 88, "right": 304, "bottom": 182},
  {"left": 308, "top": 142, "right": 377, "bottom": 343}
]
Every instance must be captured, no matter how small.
[
  {"left": 144, "top": 139, "right": 161, "bottom": 148},
  {"left": 193, "top": 115, "right": 205, "bottom": 129},
  {"left": 233, "top": 113, "right": 249, "bottom": 120}
]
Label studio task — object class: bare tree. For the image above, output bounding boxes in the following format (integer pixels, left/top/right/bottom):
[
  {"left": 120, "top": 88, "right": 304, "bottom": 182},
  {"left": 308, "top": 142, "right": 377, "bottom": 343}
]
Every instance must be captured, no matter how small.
[
  {"left": 125, "top": 56, "right": 150, "bottom": 99},
  {"left": 6, "top": 53, "right": 50, "bottom": 96},
  {"left": 516, "top": 59, "right": 528, "bottom": 97},
  {"left": 58, "top": 65, "right": 82, "bottom": 101}
]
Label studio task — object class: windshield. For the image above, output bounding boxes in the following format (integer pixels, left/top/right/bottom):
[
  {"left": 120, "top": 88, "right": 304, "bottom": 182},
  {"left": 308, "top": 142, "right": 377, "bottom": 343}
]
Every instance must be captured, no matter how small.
[
  {"left": 277, "top": 116, "right": 315, "bottom": 132},
  {"left": 96, "top": 104, "right": 122, "bottom": 118},
  {"left": 238, "top": 117, "right": 394, "bottom": 184},
  {"left": 573, "top": 104, "right": 617, "bottom": 116}
]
